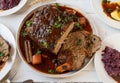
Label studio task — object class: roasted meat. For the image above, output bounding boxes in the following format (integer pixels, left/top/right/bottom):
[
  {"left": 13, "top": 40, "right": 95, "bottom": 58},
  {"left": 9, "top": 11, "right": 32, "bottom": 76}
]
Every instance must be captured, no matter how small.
[
  {"left": 56, "top": 31, "right": 101, "bottom": 73},
  {"left": 0, "top": 36, "right": 10, "bottom": 62},
  {"left": 26, "top": 5, "right": 84, "bottom": 52},
  {"left": 26, "top": 5, "right": 66, "bottom": 51}
]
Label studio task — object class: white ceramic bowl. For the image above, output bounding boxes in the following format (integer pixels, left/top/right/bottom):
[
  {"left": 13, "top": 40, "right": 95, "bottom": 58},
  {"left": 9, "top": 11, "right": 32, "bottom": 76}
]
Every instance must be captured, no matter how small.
[
  {"left": 17, "top": 2, "right": 98, "bottom": 78},
  {"left": 91, "top": 0, "right": 120, "bottom": 29},
  {"left": 0, "top": 23, "right": 16, "bottom": 80},
  {"left": 94, "top": 34, "right": 120, "bottom": 83},
  {"left": 0, "top": 0, "right": 27, "bottom": 16}
]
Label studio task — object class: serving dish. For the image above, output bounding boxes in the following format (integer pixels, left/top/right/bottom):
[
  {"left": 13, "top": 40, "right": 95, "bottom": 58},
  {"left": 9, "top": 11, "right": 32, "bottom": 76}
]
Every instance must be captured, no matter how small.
[
  {"left": 0, "top": 0, "right": 27, "bottom": 16},
  {"left": 94, "top": 34, "right": 120, "bottom": 83},
  {"left": 91, "top": 0, "right": 120, "bottom": 29},
  {"left": 17, "top": 2, "right": 99, "bottom": 78},
  {"left": 0, "top": 23, "right": 16, "bottom": 80}
]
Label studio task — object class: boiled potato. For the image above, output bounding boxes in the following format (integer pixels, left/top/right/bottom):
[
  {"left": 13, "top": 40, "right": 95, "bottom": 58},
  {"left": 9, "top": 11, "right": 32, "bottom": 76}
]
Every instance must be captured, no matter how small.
[{"left": 111, "top": 10, "right": 120, "bottom": 21}]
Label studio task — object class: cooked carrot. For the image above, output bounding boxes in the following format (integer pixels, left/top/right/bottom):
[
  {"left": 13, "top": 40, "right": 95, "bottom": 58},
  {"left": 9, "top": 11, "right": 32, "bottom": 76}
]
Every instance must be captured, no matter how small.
[
  {"left": 79, "top": 17, "right": 86, "bottom": 25},
  {"left": 32, "top": 54, "right": 42, "bottom": 64},
  {"left": 56, "top": 63, "right": 71, "bottom": 73}
]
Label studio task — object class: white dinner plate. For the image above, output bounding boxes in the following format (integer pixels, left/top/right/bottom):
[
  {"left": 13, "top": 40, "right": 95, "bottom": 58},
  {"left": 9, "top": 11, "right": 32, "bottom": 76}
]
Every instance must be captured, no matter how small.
[
  {"left": 94, "top": 34, "right": 120, "bottom": 83},
  {"left": 0, "top": 23, "right": 16, "bottom": 80},
  {"left": 91, "top": 0, "right": 120, "bottom": 30},
  {"left": 0, "top": 0, "right": 27, "bottom": 16}
]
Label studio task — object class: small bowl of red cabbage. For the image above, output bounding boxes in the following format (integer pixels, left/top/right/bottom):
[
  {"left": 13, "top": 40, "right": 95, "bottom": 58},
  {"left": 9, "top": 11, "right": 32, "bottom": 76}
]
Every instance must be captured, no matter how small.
[
  {"left": 0, "top": 0, "right": 20, "bottom": 10},
  {"left": 0, "top": 0, "right": 27, "bottom": 16}
]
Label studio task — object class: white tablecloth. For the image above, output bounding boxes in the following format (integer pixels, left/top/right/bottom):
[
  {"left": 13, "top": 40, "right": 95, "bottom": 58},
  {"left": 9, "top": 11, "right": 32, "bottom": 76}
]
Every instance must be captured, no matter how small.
[{"left": 0, "top": 0, "right": 119, "bottom": 82}]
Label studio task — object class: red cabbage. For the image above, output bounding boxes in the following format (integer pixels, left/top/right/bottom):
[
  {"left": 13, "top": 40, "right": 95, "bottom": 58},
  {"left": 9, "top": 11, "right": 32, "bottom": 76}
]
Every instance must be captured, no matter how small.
[
  {"left": 0, "top": 0, "right": 20, "bottom": 10},
  {"left": 102, "top": 46, "right": 120, "bottom": 77}
]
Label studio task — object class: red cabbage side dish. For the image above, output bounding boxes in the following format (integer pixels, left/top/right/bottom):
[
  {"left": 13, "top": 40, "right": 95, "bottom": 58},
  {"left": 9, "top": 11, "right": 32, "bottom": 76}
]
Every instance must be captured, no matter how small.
[
  {"left": 102, "top": 46, "right": 120, "bottom": 83},
  {"left": 0, "top": 0, "right": 20, "bottom": 10}
]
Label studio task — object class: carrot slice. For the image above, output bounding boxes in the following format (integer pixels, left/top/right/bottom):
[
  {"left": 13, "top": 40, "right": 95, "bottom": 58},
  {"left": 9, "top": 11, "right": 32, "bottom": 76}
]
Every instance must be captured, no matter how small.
[
  {"left": 32, "top": 54, "right": 41, "bottom": 64},
  {"left": 56, "top": 63, "right": 71, "bottom": 73}
]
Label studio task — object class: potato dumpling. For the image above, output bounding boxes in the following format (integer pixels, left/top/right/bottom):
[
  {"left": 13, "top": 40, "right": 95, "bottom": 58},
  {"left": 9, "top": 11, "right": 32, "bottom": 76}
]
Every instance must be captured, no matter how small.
[{"left": 111, "top": 10, "right": 120, "bottom": 21}]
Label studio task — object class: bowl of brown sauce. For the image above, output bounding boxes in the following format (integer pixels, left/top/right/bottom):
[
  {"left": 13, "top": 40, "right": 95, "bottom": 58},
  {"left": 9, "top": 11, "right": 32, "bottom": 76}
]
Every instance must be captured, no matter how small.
[{"left": 17, "top": 2, "right": 101, "bottom": 78}]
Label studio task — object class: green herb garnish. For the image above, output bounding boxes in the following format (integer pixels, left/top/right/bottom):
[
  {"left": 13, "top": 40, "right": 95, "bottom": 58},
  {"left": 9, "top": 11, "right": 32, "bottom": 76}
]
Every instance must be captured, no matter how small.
[
  {"left": 49, "top": 29, "right": 52, "bottom": 33},
  {"left": 0, "top": 52, "right": 4, "bottom": 57},
  {"left": 57, "top": 16, "right": 61, "bottom": 22},
  {"left": 21, "top": 31, "right": 28, "bottom": 37},
  {"left": 56, "top": 3, "right": 60, "bottom": 7},
  {"left": 52, "top": 59, "right": 57, "bottom": 63},
  {"left": 48, "top": 69, "right": 54, "bottom": 74},
  {"left": 26, "top": 20, "right": 32, "bottom": 27},
  {"left": 42, "top": 41, "right": 48, "bottom": 48},
  {"left": 54, "top": 22, "right": 62, "bottom": 29},
  {"left": 36, "top": 49, "right": 42, "bottom": 54},
  {"left": 103, "top": 0, "right": 107, "bottom": 3},
  {"left": 74, "top": 22, "right": 83, "bottom": 30},
  {"left": 76, "top": 39, "right": 82, "bottom": 46},
  {"left": 64, "top": 18, "right": 68, "bottom": 23},
  {"left": 102, "top": 0, "right": 110, "bottom": 3}
]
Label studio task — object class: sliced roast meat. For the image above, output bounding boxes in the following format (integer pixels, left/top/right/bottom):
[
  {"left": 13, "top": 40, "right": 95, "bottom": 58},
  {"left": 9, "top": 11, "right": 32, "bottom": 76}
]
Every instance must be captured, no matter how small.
[
  {"left": 26, "top": 5, "right": 64, "bottom": 51},
  {"left": 56, "top": 31, "right": 101, "bottom": 72},
  {"left": 26, "top": 5, "right": 80, "bottom": 52},
  {"left": 0, "top": 36, "right": 10, "bottom": 62}
]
